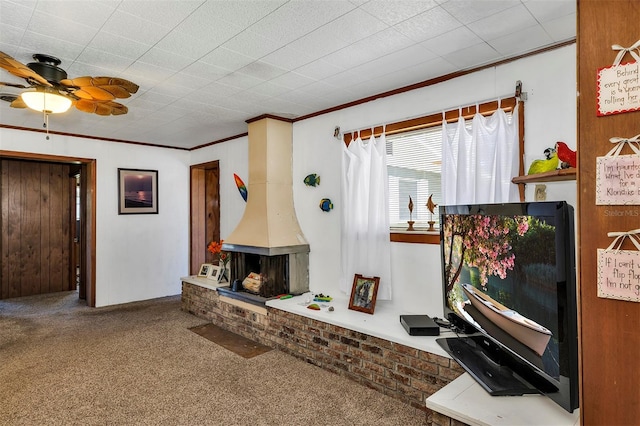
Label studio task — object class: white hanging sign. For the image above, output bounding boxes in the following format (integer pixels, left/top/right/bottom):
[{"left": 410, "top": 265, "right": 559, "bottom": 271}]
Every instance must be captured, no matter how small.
[
  {"left": 597, "top": 230, "right": 640, "bottom": 303},
  {"left": 595, "top": 134, "right": 640, "bottom": 205},
  {"left": 596, "top": 40, "right": 640, "bottom": 116}
]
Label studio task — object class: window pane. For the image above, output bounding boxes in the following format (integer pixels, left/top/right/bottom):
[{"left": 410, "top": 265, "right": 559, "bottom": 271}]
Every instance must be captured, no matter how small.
[{"left": 387, "top": 127, "right": 442, "bottom": 229}]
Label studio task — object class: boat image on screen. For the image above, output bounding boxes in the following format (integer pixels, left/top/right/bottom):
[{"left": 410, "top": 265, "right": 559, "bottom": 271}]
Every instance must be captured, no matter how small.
[{"left": 462, "top": 283, "right": 552, "bottom": 356}]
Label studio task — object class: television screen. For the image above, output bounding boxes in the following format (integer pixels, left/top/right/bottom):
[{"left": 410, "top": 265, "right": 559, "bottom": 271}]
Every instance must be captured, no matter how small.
[{"left": 438, "top": 201, "right": 578, "bottom": 413}]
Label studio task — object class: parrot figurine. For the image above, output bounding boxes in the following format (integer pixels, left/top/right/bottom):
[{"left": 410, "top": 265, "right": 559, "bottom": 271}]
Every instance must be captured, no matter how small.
[
  {"left": 527, "top": 147, "right": 559, "bottom": 175},
  {"left": 555, "top": 141, "right": 576, "bottom": 169}
]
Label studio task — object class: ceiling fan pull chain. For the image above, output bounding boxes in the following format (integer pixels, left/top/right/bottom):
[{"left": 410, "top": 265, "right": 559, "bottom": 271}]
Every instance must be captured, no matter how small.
[{"left": 43, "top": 110, "right": 50, "bottom": 140}]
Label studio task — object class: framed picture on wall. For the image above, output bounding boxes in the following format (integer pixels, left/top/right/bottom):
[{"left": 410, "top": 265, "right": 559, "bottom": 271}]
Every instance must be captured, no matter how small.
[
  {"left": 348, "top": 274, "right": 380, "bottom": 315},
  {"left": 118, "top": 168, "right": 158, "bottom": 214}
]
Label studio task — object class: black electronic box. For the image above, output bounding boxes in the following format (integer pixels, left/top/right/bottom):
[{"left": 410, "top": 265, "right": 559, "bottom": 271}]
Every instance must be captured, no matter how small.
[{"left": 400, "top": 314, "right": 440, "bottom": 336}]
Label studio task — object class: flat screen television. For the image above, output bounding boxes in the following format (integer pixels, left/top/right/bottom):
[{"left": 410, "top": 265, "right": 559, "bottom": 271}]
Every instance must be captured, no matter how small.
[{"left": 436, "top": 201, "right": 579, "bottom": 413}]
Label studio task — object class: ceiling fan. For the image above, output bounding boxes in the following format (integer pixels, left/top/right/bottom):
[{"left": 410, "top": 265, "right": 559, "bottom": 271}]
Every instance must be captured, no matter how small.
[{"left": 0, "top": 51, "right": 139, "bottom": 117}]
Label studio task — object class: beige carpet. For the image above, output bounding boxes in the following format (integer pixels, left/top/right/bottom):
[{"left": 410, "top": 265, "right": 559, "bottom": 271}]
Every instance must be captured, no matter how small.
[{"left": 0, "top": 291, "right": 427, "bottom": 425}]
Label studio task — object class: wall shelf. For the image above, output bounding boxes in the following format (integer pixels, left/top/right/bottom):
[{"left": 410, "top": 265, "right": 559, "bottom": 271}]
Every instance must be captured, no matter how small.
[{"left": 512, "top": 168, "right": 577, "bottom": 184}]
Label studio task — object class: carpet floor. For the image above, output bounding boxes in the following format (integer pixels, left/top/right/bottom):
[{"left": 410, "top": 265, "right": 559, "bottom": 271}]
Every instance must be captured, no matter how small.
[{"left": 0, "top": 291, "right": 427, "bottom": 425}]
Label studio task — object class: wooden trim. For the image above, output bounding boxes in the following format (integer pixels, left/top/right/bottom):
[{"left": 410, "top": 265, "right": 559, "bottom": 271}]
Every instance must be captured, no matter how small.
[
  {"left": 0, "top": 125, "right": 189, "bottom": 151},
  {"left": 246, "top": 114, "right": 295, "bottom": 124},
  {"left": 390, "top": 232, "right": 440, "bottom": 244},
  {"left": 516, "top": 101, "right": 526, "bottom": 201},
  {"left": 343, "top": 97, "right": 518, "bottom": 145}
]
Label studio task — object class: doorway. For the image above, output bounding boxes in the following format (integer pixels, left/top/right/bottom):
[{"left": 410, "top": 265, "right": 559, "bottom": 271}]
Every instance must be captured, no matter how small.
[
  {"left": 0, "top": 151, "right": 96, "bottom": 306},
  {"left": 189, "top": 161, "right": 220, "bottom": 275}
]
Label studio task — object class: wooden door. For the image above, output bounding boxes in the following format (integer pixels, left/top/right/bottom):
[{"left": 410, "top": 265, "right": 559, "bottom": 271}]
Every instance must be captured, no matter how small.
[
  {"left": 1, "top": 159, "right": 74, "bottom": 298},
  {"left": 190, "top": 161, "right": 220, "bottom": 275}
]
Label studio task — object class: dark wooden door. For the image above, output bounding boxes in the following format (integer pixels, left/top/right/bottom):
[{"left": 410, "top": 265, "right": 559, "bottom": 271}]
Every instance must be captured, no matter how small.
[
  {"left": 190, "top": 161, "right": 220, "bottom": 275},
  {"left": 1, "top": 159, "right": 74, "bottom": 299}
]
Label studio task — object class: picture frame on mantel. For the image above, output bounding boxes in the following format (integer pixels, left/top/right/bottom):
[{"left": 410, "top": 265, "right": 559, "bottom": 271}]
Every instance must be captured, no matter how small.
[
  {"left": 118, "top": 168, "right": 158, "bottom": 214},
  {"left": 197, "top": 263, "right": 213, "bottom": 278},
  {"left": 348, "top": 274, "right": 380, "bottom": 315}
]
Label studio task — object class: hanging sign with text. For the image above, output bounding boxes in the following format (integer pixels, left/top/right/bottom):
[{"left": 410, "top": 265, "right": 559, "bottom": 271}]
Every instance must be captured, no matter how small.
[
  {"left": 596, "top": 135, "right": 640, "bottom": 205},
  {"left": 597, "top": 230, "right": 640, "bottom": 303},
  {"left": 597, "top": 61, "right": 640, "bottom": 116},
  {"left": 596, "top": 40, "right": 640, "bottom": 116},
  {"left": 596, "top": 154, "right": 640, "bottom": 205},
  {"left": 597, "top": 248, "right": 640, "bottom": 302}
]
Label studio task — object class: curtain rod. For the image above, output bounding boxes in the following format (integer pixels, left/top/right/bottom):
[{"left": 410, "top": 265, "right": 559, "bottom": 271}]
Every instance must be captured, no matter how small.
[{"left": 343, "top": 95, "right": 517, "bottom": 145}]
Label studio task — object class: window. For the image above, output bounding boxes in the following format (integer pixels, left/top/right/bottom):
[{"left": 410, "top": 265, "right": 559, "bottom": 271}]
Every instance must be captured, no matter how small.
[
  {"left": 387, "top": 127, "right": 444, "bottom": 230},
  {"left": 386, "top": 106, "right": 516, "bottom": 231}
]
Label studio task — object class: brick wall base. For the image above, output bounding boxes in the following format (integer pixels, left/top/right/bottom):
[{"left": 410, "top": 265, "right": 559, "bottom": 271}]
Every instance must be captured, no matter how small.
[{"left": 182, "top": 282, "right": 466, "bottom": 423}]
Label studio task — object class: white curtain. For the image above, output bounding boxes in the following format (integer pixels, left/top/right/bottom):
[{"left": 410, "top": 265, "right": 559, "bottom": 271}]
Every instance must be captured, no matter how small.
[
  {"left": 441, "top": 103, "right": 520, "bottom": 205},
  {"left": 340, "top": 134, "right": 392, "bottom": 300}
]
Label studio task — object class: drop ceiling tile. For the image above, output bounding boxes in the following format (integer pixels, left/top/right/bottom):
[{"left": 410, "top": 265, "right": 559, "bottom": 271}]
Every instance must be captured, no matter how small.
[
  {"left": 523, "top": 0, "right": 576, "bottom": 22},
  {"left": 163, "top": 72, "right": 211, "bottom": 92},
  {"left": 74, "top": 47, "right": 136, "bottom": 74},
  {"left": 192, "top": 0, "right": 286, "bottom": 29},
  {"left": 102, "top": 10, "right": 173, "bottom": 46},
  {"left": 359, "top": 0, "right": 439, "bottom": 26},
  {"left": 467, "top": 4, "right": 538, "bottom": 41},
  {"left": 200, "top": 47, "right": 255, "bottom": 72},
  {"left": 284, "top": 26, "right": 350, "bottom": 59},
  {"left": 321, "top": 69, "right": 374, "bottom": 89},
  {"left": 248, "top": 0, "right": 356, "bottom": 45},
  {"left": 125, "top": 60, "right": 176, "bottom": 85},
  {"left": 173, "top": 15, "right": 245, "bottom": 48},
  {"left": 88, "top": 31, "right": 152, "bottom": 61},
  {"left": 181, "top": 61, "right": 231, "bottom": 81},
  {"left": 33, "top": 0, "right": 116, "bottom": 29},
  {"left": 27, "top": 11, "right": 98, "bottom": 46},
  {"left": 236, "top": 61, "right": 288, "bottom": 81},
  {"left": 220, "top": 30, "right": 283, "bottom": 60},
  {"left": 489, "top": 24, "right": 554, "bottom": 57},
  {"left": 317, "top": 7, "right": 390, "bottom": 45},
  {"left": 116, "top": 0, "right": 201, "bottom": 28},
  {"left": 248, "top": 81, "right": 292, "bottom": 97},
  {"left": 443, "top": 42, "right": 501, "bottom": 69},
  {"left": 216, "top": 71, "right": 264, "bottom": 91},
  {"left": 394, "top": 5, "right": 462, "bottom": 43},
  {"left": 420, "top": 26, "right": 485, "bottom": 56},
  {"left": 441, "top": 0, "right": 521, "bottom": 25},
  {"left": 0, "top": 1, "right": 34, "bottom": 28},
  {"left": 154, "top": 30, "right": 217, "bottom": 60},
  {"left": 401, "top": 56, "right": 458, "bottom": 83},
  {"left": 268, "top": 72, "right": 317, "bottom": 90},
  {"left": 541, "top": 13, "right": 577, "bottom": 42},
  {"left": 199, "top": 81, "right": 244, "bottom": 98},
  {"left": 0, "top": 24, "right": 26, "bottom": 47},
  {"left": 16, "top": 33, "right": 85, "bottom": 62},
  {"left": 322, "top": 28, "right": 415, "bottom": 68},
  {"left": 138, "top": 47, "right": 195, "bottom": 72},
  {"left": 261, "top": 46, "right": 316, "bottom": 72},
  {"left": 293, "top": 60, "right": 345, "bottom": 81}
]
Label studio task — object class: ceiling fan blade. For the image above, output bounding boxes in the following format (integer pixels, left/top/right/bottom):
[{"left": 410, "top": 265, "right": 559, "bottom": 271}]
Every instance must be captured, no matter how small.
[
  {"left": 61, "top": 76, "right": 139, "bottom": 99},
  {"left": 0, "top": 51, "right": 52, "bottom": 87},
  {"left": 75, "top": 99, "right": 129, "bottom": 116},
  {"left": 74, "top": 86, "right": 116, "bottom": 101},
  {"left": 0, "top": 81, "right": 29, "bottom": 89},
  {"left": 10, "top": 97, "right": 27, "bottom": 108}
]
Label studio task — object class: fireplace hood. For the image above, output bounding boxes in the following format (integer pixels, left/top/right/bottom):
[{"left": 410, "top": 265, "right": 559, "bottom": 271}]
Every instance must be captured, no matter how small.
[{"left": 222, "top": 115, "right": 309, "bottom": 257}]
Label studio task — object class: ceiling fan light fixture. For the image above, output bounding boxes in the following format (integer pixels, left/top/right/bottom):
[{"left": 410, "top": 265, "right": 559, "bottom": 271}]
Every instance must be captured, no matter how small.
[{"left": 21, "top": 88, "right": 72, "bottom": 114}]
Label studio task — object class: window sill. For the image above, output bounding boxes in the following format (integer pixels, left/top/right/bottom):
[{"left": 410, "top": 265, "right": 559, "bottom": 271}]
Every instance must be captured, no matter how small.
[{"left": 390, "top": 231, "right": 440, "bottom": 244}]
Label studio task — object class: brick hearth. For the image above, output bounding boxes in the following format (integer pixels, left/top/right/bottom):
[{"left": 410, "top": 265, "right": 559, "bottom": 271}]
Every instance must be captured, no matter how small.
[{"left": 181, "top": 281, "right": 465, "bottom": 419}]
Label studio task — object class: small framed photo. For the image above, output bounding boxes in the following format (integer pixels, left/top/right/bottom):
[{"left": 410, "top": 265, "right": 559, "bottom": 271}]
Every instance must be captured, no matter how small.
[
  {"left": 348, "top": 274, "right": 380, "bottom": 315},
  {"left": 198, "top": 263, "right": 213, "bottom": 278},
  {"left": 118, "top": 168, "right": 158, "bottom": 214},
  {"left": 206, "top": 265, "right": 222, "bottom": 282}
]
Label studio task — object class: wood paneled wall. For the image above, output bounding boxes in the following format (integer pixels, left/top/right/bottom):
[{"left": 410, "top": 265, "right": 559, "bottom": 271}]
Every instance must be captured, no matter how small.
[
  {"left": 189, "top": 161, "right": 220, "bottom": 275},
  {"left": 1, "top": 159, "right": 73, "bottom": 299},
  {"left": 578, "top": 1, "right": 640, "bottom": 424}
]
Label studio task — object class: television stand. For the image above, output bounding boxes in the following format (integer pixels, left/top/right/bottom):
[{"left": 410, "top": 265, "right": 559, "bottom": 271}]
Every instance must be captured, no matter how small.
[{"left": 437, "top": 335, "right": 539, "bottom": 396}]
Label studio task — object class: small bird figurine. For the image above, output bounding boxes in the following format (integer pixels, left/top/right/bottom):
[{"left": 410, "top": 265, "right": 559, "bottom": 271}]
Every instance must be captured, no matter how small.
[
  {"left": 527, "top": 147, "right": 559, "bottom": 175},
  {"left": 555, "top": 141, "right": 576, "bottom": 169}
]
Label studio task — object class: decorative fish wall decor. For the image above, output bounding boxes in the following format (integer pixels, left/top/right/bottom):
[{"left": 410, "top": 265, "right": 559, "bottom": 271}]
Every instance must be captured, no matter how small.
[
  {"left": 304, "top": 173, "right": 320, "bottom": 187},
  {"left": 319, "top": 198, "right": 333, "bottom": 212}
]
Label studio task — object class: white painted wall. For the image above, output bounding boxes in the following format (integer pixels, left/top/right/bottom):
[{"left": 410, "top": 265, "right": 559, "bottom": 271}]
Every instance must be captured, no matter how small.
[
  {"left": 289, "top": 45, "right": 578, "bottom": 317},
  {"left": 1, "top": 45, "right": 577, "bottom": 312},
  {"left": 0, "top": 128, "right": 190, "bottom": 306}
]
